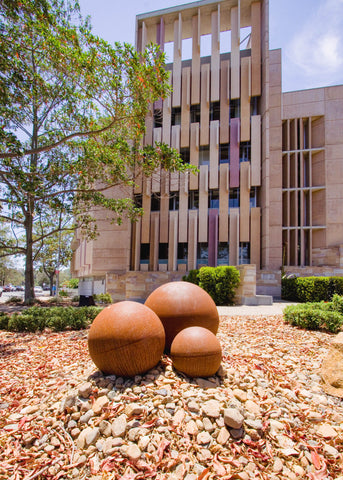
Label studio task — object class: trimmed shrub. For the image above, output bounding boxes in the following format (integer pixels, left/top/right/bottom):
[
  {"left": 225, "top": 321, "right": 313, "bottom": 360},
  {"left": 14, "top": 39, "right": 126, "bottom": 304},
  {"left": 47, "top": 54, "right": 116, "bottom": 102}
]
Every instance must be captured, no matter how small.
[
  {"left": 0, "top": 312, "right": 10, "bottom": 330},
  {"left": 282, "top": 276, "right": 343, "bottom": 302},
  {"left": 2, "top": 306, "right": 103, "bottom": 333},
  {"left": 284, "top": 299, "right": 343, "bottom": 333},
  {"left": 94, "top": 293, "right": 113, "bottom": 305},
  {"left": 197, "top": 266, "right": 240, "bottom": 306},
  {"left": 182, "top": 269, "right": 200, "bottom": 285},
  {"left": 332, "top": 294, "right": 343, "bottom": 315}
]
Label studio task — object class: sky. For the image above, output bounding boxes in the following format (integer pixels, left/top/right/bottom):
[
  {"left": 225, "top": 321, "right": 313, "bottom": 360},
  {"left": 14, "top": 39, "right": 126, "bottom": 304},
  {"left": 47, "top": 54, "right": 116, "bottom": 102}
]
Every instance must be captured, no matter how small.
[{"left": 78, "top": 0, "right": 343, "bottom": 93}]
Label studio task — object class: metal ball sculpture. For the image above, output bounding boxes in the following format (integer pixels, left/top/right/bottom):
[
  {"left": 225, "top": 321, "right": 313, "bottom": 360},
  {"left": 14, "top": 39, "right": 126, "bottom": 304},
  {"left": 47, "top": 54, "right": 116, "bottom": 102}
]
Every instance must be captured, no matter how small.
[
  {"left": 170, "top": 326, "right": 222, "bottom": 377},
  {"left": 88, "top": 301, "right": 165, "bottom": 377},
  {"left": 145, "top": 281, "right": 219, "bottom": 353}
]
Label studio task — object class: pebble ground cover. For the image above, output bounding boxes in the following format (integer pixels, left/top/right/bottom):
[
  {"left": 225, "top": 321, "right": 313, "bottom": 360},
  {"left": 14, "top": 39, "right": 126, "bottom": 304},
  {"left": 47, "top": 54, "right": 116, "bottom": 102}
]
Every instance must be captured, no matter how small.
[{"left": 0, "top": 314, "right": 342, "bottom": 479}]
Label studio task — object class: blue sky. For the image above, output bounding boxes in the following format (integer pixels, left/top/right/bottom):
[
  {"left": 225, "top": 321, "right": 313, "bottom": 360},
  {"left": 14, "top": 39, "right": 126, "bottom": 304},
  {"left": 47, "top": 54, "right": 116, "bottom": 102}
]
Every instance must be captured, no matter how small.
[{"left": 79, "top": 0, "right": 343, "bottom": 93}]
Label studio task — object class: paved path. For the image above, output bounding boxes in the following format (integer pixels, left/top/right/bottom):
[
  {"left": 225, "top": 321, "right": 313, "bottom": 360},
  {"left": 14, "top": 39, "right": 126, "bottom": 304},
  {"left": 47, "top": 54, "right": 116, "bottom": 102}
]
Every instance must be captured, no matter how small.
[{"left": 217, "top": 301, "right": 297, "bottom": 316}]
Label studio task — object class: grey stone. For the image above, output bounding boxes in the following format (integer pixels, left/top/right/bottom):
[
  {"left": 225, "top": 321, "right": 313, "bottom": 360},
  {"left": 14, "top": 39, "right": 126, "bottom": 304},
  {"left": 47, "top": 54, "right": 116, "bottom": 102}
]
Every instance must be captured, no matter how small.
[
  {"left": 224, "top": 408, "right": 244, "bottom": 429},
  {"left": 111, "top": 414, "right": 127, "bottom": 437}
]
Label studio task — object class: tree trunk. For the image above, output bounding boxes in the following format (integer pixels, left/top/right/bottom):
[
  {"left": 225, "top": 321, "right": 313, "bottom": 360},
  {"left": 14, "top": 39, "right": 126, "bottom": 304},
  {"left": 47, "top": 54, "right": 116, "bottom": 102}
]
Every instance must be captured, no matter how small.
[
  {"left": 49, "top": 274, "right": 54, "bottom": 296},
  {"left": 24, "top": 212, "right": 35, "bottom": 303}
]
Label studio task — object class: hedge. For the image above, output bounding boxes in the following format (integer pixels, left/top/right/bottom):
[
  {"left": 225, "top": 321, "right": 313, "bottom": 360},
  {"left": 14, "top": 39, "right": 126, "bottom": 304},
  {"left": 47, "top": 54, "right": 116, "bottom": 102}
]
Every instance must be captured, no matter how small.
[
  {"left": 0, "top": 306, "right": 102, "bottom": 333},
  {"left": 283, "top": 294, "right": 343, "bottom": 333},
  {"left": 183, "top": 266, "right": 240, "bottom": 306},
  {"left": 282, "top": 276, "right": 343, "bottom": 302}
]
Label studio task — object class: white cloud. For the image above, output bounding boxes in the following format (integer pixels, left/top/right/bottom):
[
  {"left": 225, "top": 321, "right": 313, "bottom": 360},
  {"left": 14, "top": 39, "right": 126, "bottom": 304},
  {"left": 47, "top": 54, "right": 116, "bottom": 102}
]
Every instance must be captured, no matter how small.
[{"left": 285, "top": 0, "right": 343, "bottom": 89}]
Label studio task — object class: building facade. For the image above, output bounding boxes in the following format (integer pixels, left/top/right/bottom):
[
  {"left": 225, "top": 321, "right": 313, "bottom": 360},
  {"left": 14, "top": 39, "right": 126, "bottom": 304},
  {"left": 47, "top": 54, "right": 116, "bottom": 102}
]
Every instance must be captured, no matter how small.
[{"left": 72, "top": 0, "right": 343, "bottom": 301}]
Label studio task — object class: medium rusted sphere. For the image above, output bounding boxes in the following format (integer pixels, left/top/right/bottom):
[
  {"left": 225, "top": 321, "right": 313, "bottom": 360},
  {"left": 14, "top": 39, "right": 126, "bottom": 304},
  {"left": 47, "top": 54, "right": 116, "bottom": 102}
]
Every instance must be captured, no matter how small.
[
  {"left": 88, "top": 301, "right": 165, "bottom": 377},
  {"left": 145, "top": 281, "right": 219, "bottom": 352},
  {"left": 170, "top": 326, "right": 222, "bottom": 377}
]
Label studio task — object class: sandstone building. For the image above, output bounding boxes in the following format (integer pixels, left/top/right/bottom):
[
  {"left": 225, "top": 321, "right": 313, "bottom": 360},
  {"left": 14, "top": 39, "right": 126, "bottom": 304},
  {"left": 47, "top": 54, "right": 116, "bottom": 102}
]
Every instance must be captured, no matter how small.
[{"left": 72, "top": 0, "right": 343, "bottom": 301}]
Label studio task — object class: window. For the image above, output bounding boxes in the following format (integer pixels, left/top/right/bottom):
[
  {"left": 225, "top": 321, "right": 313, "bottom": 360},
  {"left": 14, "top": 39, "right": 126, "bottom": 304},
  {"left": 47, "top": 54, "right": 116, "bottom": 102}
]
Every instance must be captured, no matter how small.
[
  {"left": 240, "top": 142, "right": 251, "bottom": 162},
  {"left": 190, "top": 104, "right": 200, "bottom": 123},
  {"left": 151, "top": 194, "right": 160, "bottom": 211},
  {"left": 250, "top": 187, "right": 257, "bottom": 208},
  {"left": 229, "top": 188, "right": 240, "bottom": 208},
  {"left": 210, "top": 101, "right": 220, "bottom": 122},
  {"left": 171, "top": 107, "right": 181, "bottom": 126},
  {"left": 140, "top": 243, "right": 150, "bottom": 264},
  {"left": 158, "top": 243, "right": 168, "bottom": 264},
  {"left": 199, "top": 146, "right": 209, "bottom": 166},
  {"left": 251, "top": 96, "right": 259, "bottom": 116},
  {"left": 230, "top": 98, "right": 240, "bottom": 120},
  {"left": 169, "top": 193, "right": 179, "bottom": 210},
  {"left": 218, "top": 242, "right": 229, "bottom": 265},
  {"left": 177, "top": 243, "right": 188, "bottom": 264},
  {"left": 208, "top": 189, "right": 219, "bottom": 209},
  {"left": 180, "top": 147, "right": 190, "bottom": 164},
  {"left": 153, "top": 109, "right": 163, "bottom": 128},
  {"left": 188, "top": 191, "right": 199, "bottom": 210},
  {"left": 197, "top": 242, "right": 208, "bottom": 266},
  {"left": 239, "top": 242, "right": 250, "bottom": 264},
  {"left": 220, "top": 143, "right": 230, "bottom": 164},
  {"left": 133, "top": 194, "right": 142, "bottom": 208}
]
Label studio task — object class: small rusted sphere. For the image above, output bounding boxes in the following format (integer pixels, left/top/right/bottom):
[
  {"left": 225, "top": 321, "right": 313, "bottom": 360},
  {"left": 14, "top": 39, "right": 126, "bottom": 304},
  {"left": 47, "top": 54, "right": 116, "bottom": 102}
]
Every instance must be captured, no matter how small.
[
  {"left": 88, "top": 301, "right": 165, "bottom": 377},
  {"left": 145, "top": 281, "right": 219, "bottom": 352},
  {"left": 170, "top": 326, "right": 222, "bottom": 377}
]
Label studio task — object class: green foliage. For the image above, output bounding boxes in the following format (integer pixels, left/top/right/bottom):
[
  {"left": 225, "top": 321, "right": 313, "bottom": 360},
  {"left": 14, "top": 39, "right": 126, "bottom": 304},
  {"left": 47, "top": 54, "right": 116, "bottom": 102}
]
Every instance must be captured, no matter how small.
[
  {"left": 58, "top": 290, "right": 69, "bottom": 297},
  {"left": 183, "top": 266, "right": 240, "bottom": 306},
  {"left": 94, "top": 293, "right": 113, "bottom": 305},
  {"left": 65, "top": 278, "right": 79, "bottom": 289},
  {"left": 182, "top": 269, "right": 200, "bottom": 285},
  {"left": 0, "top": 312, "right": 10, "bottom": 330},
  {"left": 5, "top": 296, "right": 23, "bottom": 304},
  {"left": 284, "top": 297, "right": 343, "bottom": 333},
  {"left": 0, "top": 0, "right": 196, "bottom": 303},
  {"left": 282, "top": 276, "right": 343, "bottom": 302},
  {"left": 2, "top": 305, "right": 102, "bottom": 332}
]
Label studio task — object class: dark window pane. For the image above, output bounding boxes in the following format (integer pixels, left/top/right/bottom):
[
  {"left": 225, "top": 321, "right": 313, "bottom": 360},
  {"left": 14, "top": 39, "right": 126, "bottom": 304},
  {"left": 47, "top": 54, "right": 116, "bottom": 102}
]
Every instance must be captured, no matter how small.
[
  {"left": 177, "top": 242, "right": 188, "bottom": 263},
  {"left": 239, "top": 242, "right": 250, "bottom": 264},
  {"left": 230, "top": 98, "right": 240, "bottom": 120},
  {"left": 158, "top": 243, "right": 168, "bottom": 263},
  {"left": 218, "top": 242, "right": 229, "bottom": 265},
  {"left": 153, "top": 109, "right": 163, "bottom": 128},
  {"left": 240, "top": 141, "right": 251, "bottom": 162},
  {"left": 219, "top": 143, "right": 230, "bottom": 164},
  {"left": 190, "top": 104, "right": 200, "bottom": 123},
  {"left": 229, "top": 188, "right": 240, "bottom": 208},
  {"left": 140, "top": 243, "right": 150, "bottom": 263},
  {"left": 199, "top": 146, "right": 209, "bottom": 166},
  {"left": 171, "top": 107, "right": 181, "bottom": 126},
  {"left": 151, "top": 194, "right": 160, "bottom": 211},
  {"left": 250, "top": 187, "right": 257, "bottom": 208},
  {"left": 180, "top": 147, "right": 190, "bottom": 164},
  {"left": 210, "top": 101, "right": 220, "bottom": 121},
  {"left": 197, "top": 242, "right": 208, "bottom": 266},
  {"left": 169, "top": 193, "right": 179, "bottom": 210},
  {"left": 208, "top": 189, "right": 219, "bottom": 209},
  {"left": 188, "top": 191, "right": 199, "bottom": 210}
]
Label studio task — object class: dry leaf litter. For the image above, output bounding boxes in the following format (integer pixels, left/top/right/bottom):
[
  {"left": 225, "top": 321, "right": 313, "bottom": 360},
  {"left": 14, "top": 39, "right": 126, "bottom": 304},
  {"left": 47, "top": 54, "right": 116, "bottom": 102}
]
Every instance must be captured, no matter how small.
[{"left": 1, "top": 314, "right": 343, "bottom": 480}]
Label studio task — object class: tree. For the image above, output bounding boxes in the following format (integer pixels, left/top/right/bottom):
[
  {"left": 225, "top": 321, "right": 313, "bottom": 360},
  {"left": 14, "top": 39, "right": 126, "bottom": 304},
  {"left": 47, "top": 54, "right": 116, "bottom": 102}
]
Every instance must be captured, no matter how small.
[
  {"left": 34, "top": 228, "right": 73, "bottom": 295},
  {"left": 0, "top": 0, "right": 193, "bottom": 303}
]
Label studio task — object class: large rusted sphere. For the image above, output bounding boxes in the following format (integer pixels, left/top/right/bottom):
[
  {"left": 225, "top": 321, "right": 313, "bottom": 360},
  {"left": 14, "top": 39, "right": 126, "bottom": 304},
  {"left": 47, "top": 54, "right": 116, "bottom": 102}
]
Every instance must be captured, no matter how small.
[
  {"left": 170, "top": 326, "right": 222, "bottom": 377},
  {"left": 145, "top": 281, "right": 219, "bottom": 352},
  {"left": 88, "top": 301, "right": 165, "bottom": 377}
]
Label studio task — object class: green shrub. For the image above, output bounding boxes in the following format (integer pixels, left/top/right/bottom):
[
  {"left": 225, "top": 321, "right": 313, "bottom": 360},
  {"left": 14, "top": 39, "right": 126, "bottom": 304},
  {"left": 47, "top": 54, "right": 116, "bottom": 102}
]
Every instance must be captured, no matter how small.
[
  {"left": 65, "top": 278, "right": 79, "bottom": 289},
  {"left": 5, "top": 296, "right": 23, "bottom": 304},
  {"left": 72, "top": 295, "right": 80, "bottom": 302},
  {"left": 192, "top": 266, "right": 240, "bottom": 306},
  {"left": 284, "top": 302, "right": 343, "bottom": 333},
  {"left": 282, "top": 276, "right": 343, "bottom": 302},
  {"left": 2, "top": 305, "right": 103, "bottom": 333},
  {"left": 332, "top": 294, "right": 343, "bottom": 315},
  {"left": 182, "top": 269, "right": 200, "bottom": 285},
  {"left": 94, "top": 293, "right": 113, "bottom": 304},
  {"left": 59, "top": 290, "right": 69, "bottom": 297},
  {"left": 0, "top": 312, "right": 9, "bottom": 330}
]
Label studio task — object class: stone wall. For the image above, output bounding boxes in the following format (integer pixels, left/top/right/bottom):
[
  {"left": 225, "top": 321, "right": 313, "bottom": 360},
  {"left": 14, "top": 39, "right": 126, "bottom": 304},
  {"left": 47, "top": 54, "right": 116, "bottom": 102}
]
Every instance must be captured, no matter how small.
[
  {"left": 283, "top": 266, "right": 343, "bottom": 278},
  {"left": 106, "top": 265, "right": 258, "bottom": 305},
  {"left": 256, "top": 270, "right": 281, "bottom": 298}
]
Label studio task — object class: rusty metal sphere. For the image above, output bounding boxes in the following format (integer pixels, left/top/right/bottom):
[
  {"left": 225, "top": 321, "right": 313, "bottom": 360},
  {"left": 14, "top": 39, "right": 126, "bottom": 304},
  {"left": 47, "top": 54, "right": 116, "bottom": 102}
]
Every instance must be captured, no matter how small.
[
  {"left": 145, "top": 281, "right": 219, "bottom": 352},
  {"left": 88, "top": 301, "right": 165, "bottom": 377},
  {"left": 170, "top": 326, "right": 222, "bottom": 377}
]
